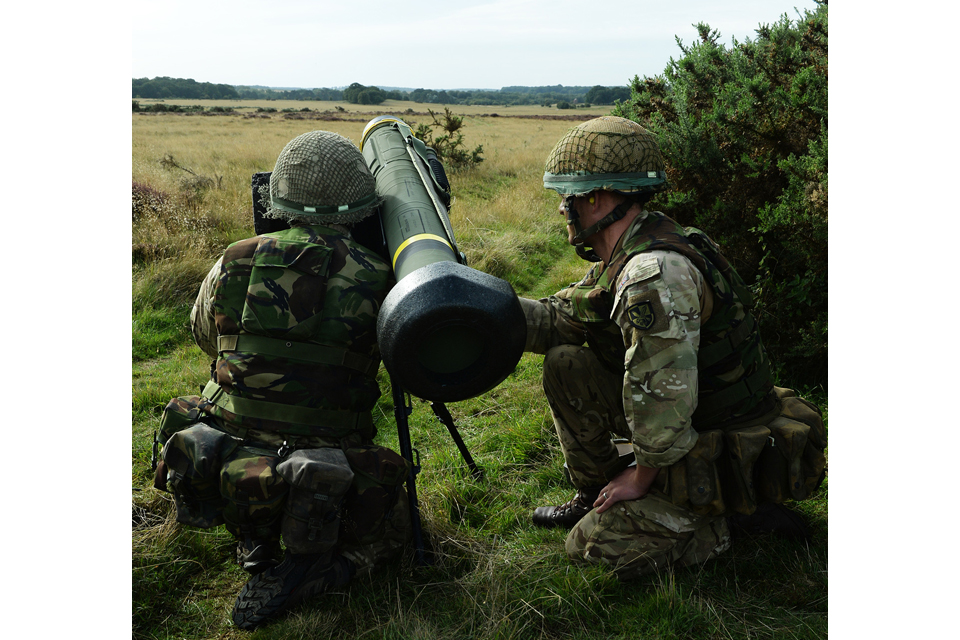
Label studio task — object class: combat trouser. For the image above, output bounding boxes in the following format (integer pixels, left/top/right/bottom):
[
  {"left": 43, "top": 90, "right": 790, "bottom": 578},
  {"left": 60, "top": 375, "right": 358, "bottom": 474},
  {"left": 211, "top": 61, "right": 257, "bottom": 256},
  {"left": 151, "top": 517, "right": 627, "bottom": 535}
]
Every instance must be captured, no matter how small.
[
  {"left": 542, "top": 344, "right": 632, "bottom": 488},
  {"left": 543, "top": 344, "right": 730, "bottom": 576},
  {"left": 565, "top": 491, "right": 730, "bottom": 579}
]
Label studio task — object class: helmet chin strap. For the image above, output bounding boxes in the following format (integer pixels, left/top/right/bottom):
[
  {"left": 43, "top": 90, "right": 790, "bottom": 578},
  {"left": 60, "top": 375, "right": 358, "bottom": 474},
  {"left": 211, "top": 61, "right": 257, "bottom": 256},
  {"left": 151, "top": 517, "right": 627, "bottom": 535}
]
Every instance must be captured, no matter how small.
[
  {"left": 564, "top": 195, "right": 638, "bottom": 262},
  {"left": 562, "top": 196, "right": 601, "bottom": 262}
]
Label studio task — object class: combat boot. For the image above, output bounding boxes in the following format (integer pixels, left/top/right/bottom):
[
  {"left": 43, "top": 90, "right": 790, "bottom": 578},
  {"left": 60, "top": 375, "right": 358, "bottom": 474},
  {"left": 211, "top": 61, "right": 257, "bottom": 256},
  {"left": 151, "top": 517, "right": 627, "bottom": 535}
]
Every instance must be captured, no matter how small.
[
  {"left": 231, "top": 550, "right": 355, "bottom": 630},
  {"left": 532, "top": 486, "right": 602, "bottom": 529},
  {"left": 727, "top": 502, "right": 811, "bottom": 541},
  {"left": 236, "top": 538, "right": 281, "bottom": 575}
]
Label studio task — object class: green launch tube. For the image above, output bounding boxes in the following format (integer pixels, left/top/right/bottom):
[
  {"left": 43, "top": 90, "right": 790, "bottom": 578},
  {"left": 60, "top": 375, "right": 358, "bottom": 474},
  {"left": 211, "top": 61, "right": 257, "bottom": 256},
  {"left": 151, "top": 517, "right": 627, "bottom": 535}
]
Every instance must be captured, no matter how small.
[
  {"left": 361, "top": 117, "right": 526, "bottom": 403},
  {"left": 361, "top": 116, "right": 462, "bottom": 280}
]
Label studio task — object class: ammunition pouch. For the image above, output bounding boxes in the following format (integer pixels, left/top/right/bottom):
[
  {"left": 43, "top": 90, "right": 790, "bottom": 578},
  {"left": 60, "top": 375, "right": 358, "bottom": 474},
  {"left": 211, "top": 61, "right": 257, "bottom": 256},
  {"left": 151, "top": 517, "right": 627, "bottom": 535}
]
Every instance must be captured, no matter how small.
[
  {"left": 157, "top": 395, "right": 206, "bottom": 445},
  {"left": 339, "top": 445, "right": 410, "bottom": 546},
  {"left": 220, "top": 446, "right": 289, "bottom": 543},
  {"left": 755, "top": 391, "right": 827, "bottom": 503},
  {"left": 276, "top": 448, "right": 355, "bottom": 554},
  {"left": 663, "top": 387, "right": 826, "bottom": 516},
  {"left": 160, "top": 423, "right": 238, "bottom": 528}
]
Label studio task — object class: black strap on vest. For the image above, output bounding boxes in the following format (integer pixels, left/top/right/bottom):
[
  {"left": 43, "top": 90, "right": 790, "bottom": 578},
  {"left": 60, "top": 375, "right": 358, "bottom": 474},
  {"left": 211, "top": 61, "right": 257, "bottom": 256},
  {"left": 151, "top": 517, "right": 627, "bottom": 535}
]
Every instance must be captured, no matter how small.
[
  {"left": 202, "top": 380, "right": 373, "bottom": 436},
  {"left": 697, "top": 315, "right": 757, "bottom": 370},
  {"left": 217, "top": 334, "right": 378, "bottom": 377},
  {"left": 693, "top": 365, "right": 772, "bottom": 424}
]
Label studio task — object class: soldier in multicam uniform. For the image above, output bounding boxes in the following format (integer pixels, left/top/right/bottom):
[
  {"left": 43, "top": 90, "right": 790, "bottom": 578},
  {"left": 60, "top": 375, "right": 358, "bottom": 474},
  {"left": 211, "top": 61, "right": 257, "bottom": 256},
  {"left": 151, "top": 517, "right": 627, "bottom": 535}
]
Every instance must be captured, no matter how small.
[
  {"left": 153, "top": 131, "right": 411, "bottom": 630},
  {"left": 522, "top": 117, "right": 826, "bottom": 579}
]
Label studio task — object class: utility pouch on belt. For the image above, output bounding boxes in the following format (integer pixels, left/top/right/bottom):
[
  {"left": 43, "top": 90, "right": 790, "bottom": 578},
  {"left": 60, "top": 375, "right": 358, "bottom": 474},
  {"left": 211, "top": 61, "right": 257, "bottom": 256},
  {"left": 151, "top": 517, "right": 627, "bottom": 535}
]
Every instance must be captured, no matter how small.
[
  {"left": 718, "top": 425, "right": 771, "bottom": 514},
  {"left": 161, "top": 423, "right": 238, "bottom": 528},
  {"left": 154, "top": 395, "right": 208, "bottom": 484},
  {"left": 276, "top": 448, "right": 354, "bottom": 554},
  {"left": 340, "top": 445, "right": 410, "bottom": 546},
  {"left": 158, "top": 395, "right": 205, "bottom": 444},
  {"left": 664, "top": 387, "right": 826, "bottom": 516},
  {"left": 755, "top": 390, "right": 826, "bottom": 502},
  {"left": 665, "top": 429, "right": 725, "bottom": 516},
  {"left": 220, "top": 446, "right": 289, "bottom": 542}
]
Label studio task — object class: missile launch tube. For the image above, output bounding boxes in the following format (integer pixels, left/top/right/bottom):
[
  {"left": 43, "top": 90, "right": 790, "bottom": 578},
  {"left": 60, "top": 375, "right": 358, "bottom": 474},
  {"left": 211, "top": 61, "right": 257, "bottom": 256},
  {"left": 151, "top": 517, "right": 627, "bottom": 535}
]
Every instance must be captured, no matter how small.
[
  {"left": 361, "top": 117, "right": 526, "bottom": 403},
  {"left": 361, "top": 117, "right": 462, "bottom": 280}
]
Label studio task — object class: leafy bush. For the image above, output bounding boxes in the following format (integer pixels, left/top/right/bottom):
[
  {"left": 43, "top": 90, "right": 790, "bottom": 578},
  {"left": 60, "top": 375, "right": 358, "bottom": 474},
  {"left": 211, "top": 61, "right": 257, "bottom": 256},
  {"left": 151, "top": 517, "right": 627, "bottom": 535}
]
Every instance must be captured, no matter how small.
[
  {"left": 613, "top": 2, "right": 827, "bottom": 389},
  {"left": 414, "top": 108, "right": 484, "bottom": 171}
]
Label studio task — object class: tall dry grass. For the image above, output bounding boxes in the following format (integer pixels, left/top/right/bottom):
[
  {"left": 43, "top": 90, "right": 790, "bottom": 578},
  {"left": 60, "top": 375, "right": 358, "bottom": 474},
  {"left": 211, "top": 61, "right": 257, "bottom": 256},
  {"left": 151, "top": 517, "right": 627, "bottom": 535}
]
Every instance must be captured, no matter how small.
[{"left": 132, "top": 109, "right": 586, "bottom": 296}]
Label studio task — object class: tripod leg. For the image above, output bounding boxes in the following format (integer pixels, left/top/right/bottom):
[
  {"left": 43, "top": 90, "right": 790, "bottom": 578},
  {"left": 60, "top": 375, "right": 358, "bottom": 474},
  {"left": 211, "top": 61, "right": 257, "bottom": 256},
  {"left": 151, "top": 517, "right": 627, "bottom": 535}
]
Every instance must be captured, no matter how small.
[
  {"left": 430, "top": 402, "right": 484, "bottom": 482},
  {"left": 391, "top": 377, "right": 428, "bottom": 566}
]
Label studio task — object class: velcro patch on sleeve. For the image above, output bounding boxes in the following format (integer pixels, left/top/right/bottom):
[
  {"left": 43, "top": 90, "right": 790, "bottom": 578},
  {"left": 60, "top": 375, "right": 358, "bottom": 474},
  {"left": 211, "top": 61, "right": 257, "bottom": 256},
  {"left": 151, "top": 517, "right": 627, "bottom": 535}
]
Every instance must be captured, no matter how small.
[{"left": 615, "top": 255, "right": 662, "bottom": 298}]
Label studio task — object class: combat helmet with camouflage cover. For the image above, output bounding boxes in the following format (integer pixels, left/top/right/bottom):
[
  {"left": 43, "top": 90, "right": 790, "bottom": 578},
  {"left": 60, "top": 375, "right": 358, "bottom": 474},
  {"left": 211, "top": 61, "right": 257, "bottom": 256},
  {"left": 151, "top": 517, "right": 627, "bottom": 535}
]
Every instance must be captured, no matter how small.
[
  {"left": 543, "top": 116, "right": 670, "bottom": 261},
  {"left": 543, "top": 116, "right": 668, "bottom": 196},
  {"left": 266, "top": 131, "right": 379, "bottom": 226}
]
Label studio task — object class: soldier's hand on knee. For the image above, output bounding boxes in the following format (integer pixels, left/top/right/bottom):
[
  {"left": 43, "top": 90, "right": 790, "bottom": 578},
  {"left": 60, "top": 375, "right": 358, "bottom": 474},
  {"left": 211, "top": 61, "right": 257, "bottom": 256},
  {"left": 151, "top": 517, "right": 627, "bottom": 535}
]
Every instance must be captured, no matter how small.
[{"left": 594, "top": 465, "right": 660, "bottom": 514}]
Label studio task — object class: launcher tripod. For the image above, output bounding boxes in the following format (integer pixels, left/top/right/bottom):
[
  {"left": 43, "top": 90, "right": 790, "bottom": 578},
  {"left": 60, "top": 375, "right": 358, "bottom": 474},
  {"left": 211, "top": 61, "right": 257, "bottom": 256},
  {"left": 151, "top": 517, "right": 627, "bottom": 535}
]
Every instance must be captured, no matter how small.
[{"left": 390, "top": 375, "right": 483, "bottom": 566}]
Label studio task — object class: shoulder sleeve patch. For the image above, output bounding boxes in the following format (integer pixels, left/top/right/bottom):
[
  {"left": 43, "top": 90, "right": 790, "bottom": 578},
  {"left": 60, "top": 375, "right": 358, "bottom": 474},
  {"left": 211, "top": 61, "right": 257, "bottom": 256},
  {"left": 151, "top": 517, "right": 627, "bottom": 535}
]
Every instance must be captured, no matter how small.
[{"left": 623, "top": 288, "right": 670, "bottom": 334}]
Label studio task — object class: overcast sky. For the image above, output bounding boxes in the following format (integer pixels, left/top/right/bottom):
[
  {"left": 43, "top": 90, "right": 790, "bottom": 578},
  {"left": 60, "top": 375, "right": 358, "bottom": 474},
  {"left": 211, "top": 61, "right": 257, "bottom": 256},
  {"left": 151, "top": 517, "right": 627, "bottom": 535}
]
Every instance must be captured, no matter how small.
[{"left": 132, "top": 0, "right": 822, "bottom": 90}]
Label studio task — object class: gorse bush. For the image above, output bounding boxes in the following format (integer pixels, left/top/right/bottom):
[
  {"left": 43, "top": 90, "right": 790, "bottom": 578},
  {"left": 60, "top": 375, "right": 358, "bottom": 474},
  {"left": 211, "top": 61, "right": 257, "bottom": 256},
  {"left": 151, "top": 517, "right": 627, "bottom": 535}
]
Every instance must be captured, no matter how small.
[
  {"left": 414, "top": 108, "right": 485, "bottom": 171},
  {"left": 613, "top": 1, "right": 827, "bottom": 390}
]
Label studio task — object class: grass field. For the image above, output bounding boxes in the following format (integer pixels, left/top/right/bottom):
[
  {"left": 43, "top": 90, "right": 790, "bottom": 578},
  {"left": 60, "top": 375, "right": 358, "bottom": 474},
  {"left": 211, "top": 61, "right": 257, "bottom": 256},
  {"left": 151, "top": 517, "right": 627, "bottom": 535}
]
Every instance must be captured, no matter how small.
[{"left": 132, "top": 102, "right": 827, "bottom": 639}]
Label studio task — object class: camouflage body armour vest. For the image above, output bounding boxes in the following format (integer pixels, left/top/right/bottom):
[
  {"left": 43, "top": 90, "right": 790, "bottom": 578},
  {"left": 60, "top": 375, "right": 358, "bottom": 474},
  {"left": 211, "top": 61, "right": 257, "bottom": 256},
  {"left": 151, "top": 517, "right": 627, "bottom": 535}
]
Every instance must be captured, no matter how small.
[
  {"left": 155, "top": 225, "right": 405, "bottom": 547},
  {"left": 561, "top": 211, "right": 775, "bottom": 430},
  {"left": 200, "top": 224, "right": 393, "bottom": 444},
  {"left": 555, "top": 213, "right": 826, "bottom": 516}
]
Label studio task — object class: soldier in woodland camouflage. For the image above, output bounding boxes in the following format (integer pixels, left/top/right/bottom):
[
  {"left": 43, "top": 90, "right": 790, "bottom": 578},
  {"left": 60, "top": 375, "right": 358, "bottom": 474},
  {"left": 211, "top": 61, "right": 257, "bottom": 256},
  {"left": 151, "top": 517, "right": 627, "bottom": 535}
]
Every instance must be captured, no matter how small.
[
  {"left": 523, "top": 117, "right": 825, "bottom": 579},
  {"left": 155, "top": 131, "right": 411, "bottom": 630}
]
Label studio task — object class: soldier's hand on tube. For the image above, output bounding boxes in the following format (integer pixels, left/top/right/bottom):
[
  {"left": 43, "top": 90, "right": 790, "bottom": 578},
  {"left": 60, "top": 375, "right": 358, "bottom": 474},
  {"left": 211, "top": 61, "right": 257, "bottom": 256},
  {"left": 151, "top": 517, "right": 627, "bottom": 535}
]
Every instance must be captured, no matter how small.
[{"left": 594, "top": 465, "right": 660, "bottom": 513}]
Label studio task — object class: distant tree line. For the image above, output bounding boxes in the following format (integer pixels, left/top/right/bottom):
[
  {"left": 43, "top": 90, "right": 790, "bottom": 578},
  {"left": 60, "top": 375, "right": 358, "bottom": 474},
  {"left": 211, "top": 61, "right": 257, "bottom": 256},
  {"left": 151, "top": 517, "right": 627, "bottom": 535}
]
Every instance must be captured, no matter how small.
[
  {"left": 133, "top": 77, "right": 239, "bottom": 100},
  {"left": 583, "top": 85, "right": 632, "bottom": 104},
  {"left": 132, "top": 77, "right": 631, "bottom": 107},
  {"left": 235, "top": 86, "right": 343, "bottom": 101}
]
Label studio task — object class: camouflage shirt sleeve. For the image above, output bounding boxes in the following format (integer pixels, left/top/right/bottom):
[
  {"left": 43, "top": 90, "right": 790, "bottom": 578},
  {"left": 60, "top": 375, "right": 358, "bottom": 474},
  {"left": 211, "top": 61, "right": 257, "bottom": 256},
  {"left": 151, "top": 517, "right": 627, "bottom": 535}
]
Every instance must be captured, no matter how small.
[
  {"left": 190, "top": 256, "right": 222, "bottom": 358},
  {"left": 613, "top": 250, "right": 708, "bottom": 469},
  {"left": 519, "top": 296, "right": 586, "bottom": 354}
]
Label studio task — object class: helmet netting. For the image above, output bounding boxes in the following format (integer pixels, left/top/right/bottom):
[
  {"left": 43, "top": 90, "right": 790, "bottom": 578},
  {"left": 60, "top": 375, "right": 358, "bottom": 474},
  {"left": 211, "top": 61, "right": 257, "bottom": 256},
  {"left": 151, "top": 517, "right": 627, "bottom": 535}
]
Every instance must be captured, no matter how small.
[
  {"left": 544, "top": 117, "right": 667, "bottom": 195},
  {"left": 267, "top": 131, "right": 378, "bottom": 224}
]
